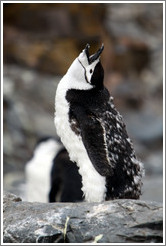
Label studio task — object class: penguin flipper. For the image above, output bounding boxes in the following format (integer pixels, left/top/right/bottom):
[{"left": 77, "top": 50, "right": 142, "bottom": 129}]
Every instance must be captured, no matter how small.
[{"left": 70, "top": 106, "right": 113, "bottom": 177}]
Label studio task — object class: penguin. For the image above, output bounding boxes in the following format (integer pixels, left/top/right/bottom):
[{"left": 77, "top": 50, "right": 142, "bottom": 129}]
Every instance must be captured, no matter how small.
[
  {"left": 25, "top": 137, "right": 62, "bottom": 203},
  {"left": 25, "top": 137, "right": 83, "bottom": 203},
  {"left": 54, "top": 44, "right": 144, "bottom": 202},
  {"left": 49, "top": 148, "right": 83, "bottom": 203}
]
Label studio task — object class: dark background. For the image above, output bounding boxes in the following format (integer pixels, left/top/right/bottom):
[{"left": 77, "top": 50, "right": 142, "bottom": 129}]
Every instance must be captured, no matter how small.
[{"left": 3, "top": 3, "right": 163, "bottom": 202}]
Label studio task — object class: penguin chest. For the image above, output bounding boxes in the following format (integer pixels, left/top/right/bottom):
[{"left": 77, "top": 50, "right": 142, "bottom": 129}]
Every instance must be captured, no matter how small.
[{"left": 54, "top": 87, "right": 83, "bottom": 162}]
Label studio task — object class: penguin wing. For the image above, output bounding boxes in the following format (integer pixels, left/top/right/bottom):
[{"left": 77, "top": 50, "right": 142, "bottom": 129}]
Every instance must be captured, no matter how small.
[{"left": 70, "top": 106, "right": 113, "bottom": 177}]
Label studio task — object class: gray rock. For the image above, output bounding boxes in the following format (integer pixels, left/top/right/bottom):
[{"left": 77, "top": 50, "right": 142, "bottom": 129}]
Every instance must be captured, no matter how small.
[{"left": 3, "top": 192, "right": 163, "bottom": 243}]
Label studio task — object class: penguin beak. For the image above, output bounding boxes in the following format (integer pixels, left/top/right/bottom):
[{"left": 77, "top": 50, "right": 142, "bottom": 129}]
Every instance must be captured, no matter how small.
[
  {"left": 85, "top": 44, "right": 104, "bottom": 64},
  {"left": 85, "top": 44, "right": 90, "bottom": 63}
]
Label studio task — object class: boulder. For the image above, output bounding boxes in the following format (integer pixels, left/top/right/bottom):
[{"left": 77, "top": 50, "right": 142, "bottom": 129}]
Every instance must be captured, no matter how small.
[{"left": 3, "top": 192, "right": 163, "bottom": 243}]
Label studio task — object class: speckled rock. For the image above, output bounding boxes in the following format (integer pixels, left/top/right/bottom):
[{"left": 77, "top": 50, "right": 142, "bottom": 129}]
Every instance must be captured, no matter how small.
[{"left": 3, "top": 192, "right": 163, "bottom": 243}]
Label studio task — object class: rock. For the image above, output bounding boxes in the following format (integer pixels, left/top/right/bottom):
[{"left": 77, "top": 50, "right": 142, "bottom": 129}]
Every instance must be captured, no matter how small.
[
  {"left": 3, "top": 192, "right": 163, "bottom": 243},
  {"left": 3, "top": 192, "right": 22, "bottom": 206}
]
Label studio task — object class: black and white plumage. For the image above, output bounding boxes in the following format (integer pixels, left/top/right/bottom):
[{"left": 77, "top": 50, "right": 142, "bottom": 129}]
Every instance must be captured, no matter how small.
[
  {"left": 55, "top": 44, "right": 144, "bottom": 202},
  {"left": 49, "top": 148, "right": 83, "bottom": 203},
  {"left": 25, "top": 137, "right": 62, "bottom": 203},
  {"left": 25, "top": 137, "right": 83, "bottom": 203}
]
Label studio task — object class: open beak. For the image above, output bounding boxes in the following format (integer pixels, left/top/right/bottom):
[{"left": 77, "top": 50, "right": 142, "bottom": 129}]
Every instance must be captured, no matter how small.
[{"left": 85, "top": 44, "right": 104, "bottom": 64}]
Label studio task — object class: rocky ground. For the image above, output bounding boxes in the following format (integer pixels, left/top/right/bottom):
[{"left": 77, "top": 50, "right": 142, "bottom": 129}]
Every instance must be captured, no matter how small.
[
  {"left": 3, "top": 3, "right": 163, "bottom": 203},
  {"left": 3, "top": 192, "right": 163, "bottom": 243}
]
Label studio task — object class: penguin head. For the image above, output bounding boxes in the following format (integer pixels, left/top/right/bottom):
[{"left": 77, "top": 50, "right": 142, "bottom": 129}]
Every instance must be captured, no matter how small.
[{"left": 66, "top": 44, "right": 104, "bottom": 90}]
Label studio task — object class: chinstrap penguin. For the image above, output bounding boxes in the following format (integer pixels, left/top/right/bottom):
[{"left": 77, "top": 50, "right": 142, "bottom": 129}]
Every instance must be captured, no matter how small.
[
  {"left": 25, "top": 137, "right": 62, "bottom": 203},
  {"left": 49, "top": 147, "right": 83, "bottom": 203},
  {"left": 25, "top": 137, "right": 83, "bottom": 203},
  {"left": 55, "top": 44, "right": 144, "bottom": 202}
]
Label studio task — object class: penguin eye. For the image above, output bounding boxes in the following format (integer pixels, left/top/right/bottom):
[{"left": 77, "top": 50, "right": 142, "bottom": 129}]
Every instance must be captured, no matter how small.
[{"left": 90, "top": 69, "right": 93, "bottom": 74}]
